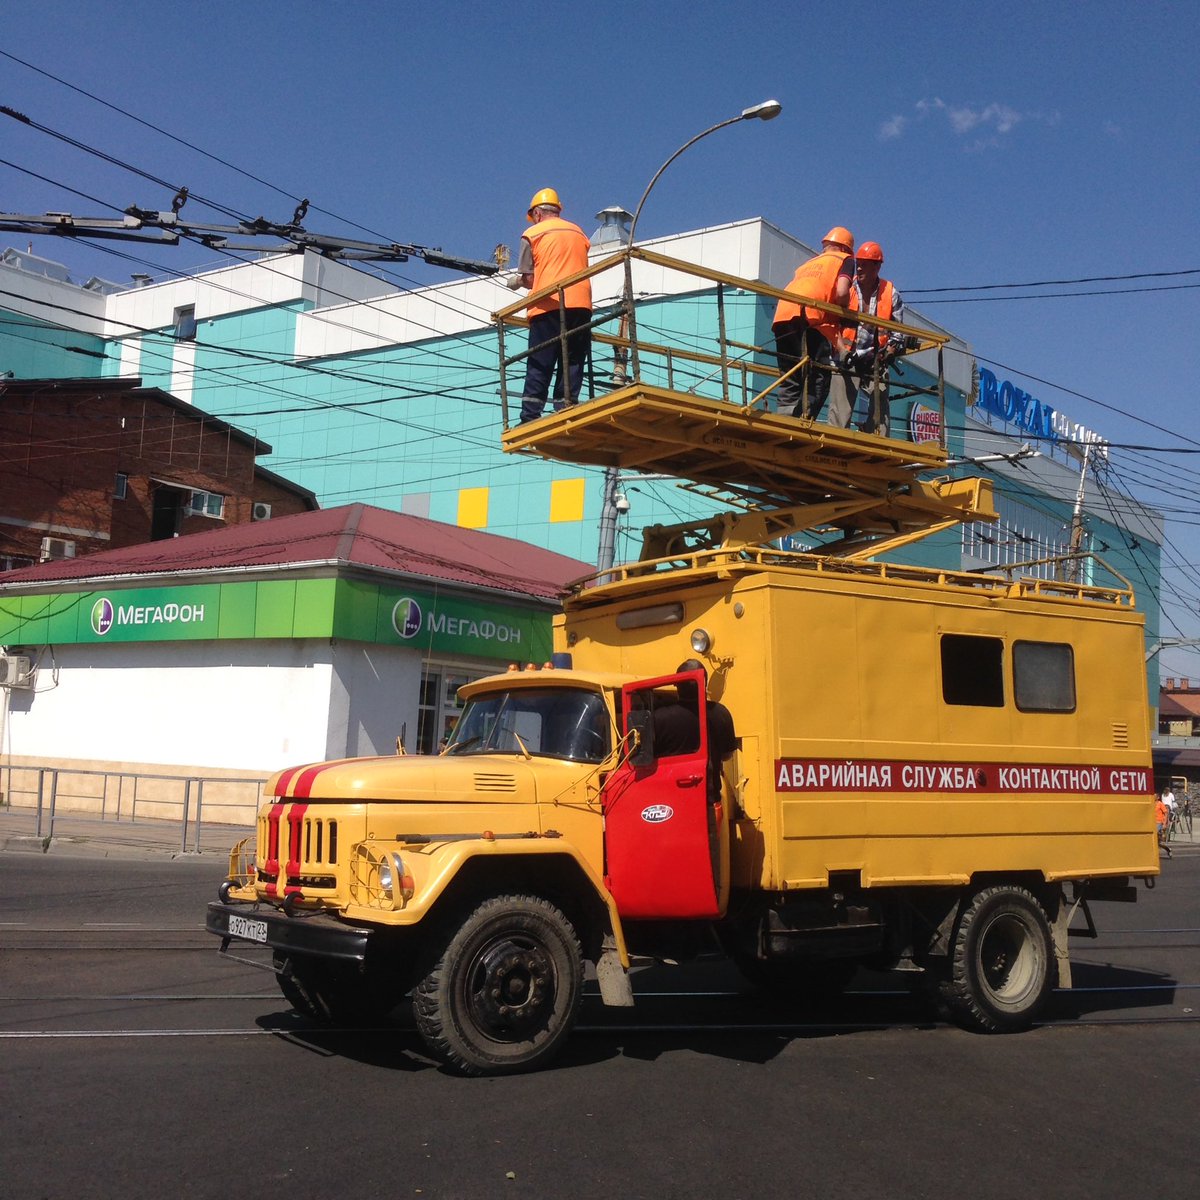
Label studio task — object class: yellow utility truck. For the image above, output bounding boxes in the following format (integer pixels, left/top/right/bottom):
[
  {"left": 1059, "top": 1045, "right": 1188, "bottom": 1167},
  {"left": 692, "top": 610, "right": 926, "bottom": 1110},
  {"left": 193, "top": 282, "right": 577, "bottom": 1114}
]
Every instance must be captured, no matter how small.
[{"left": 208, "top": 389, "right": 1157, "bottom": 1075}]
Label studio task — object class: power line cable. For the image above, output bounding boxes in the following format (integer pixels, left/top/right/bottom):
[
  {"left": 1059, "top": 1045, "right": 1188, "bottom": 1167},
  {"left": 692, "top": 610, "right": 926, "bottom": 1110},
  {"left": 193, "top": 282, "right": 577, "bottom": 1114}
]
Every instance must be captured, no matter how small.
[{"left": 907, "top": 268, "right": 1200, "bottom": 295}]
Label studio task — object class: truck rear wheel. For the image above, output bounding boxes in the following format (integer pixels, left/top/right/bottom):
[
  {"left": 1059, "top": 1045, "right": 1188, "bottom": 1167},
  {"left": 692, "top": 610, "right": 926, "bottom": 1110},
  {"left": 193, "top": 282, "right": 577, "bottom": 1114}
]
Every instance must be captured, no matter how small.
[
  {"left": 413, "top": 895, "right": 583, "bottom": 1075},
  {"left": 938, "top": 885, "right": 1054, "bottom": 1033}
]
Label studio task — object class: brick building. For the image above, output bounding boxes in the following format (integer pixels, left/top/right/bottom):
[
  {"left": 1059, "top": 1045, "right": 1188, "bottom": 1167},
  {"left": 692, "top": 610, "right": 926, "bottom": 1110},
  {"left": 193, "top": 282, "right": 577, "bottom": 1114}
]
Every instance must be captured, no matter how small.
[
  {"left": 0, "top": 377, "right": 317, "bottom": 569},
  {"left": 1154, "top": 677, "right": 1200, "bottom": 793}
]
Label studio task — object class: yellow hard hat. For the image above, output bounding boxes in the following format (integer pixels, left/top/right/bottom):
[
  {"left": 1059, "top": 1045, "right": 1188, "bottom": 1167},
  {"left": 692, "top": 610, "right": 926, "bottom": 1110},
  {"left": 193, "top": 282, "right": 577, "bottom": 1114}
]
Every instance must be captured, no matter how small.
[
  {"left": 823, "top": 226, "right": 854, "bottom": 252},
  {"left": 527, "top": 187, "right": 562, "bottom": 221}
]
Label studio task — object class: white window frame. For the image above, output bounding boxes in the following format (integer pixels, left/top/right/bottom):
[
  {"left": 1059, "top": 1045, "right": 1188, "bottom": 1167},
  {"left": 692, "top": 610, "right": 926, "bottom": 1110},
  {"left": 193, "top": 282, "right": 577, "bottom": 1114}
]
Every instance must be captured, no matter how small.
[{"left": 188, "top": 489, "right": 225, "bottom": 519}]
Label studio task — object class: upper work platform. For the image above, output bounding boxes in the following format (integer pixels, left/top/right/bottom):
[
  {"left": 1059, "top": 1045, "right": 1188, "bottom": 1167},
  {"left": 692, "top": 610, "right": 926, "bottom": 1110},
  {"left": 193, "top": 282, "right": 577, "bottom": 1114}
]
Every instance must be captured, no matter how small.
[{"left": 493, "top": 247, "right": 990, "bottom": 553}]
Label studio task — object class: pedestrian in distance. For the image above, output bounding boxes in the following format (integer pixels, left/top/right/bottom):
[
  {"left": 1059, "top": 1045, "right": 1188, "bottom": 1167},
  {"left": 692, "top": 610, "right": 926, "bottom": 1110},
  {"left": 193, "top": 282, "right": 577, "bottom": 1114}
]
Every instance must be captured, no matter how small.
[
  {"left": 1155, "top": 795, "right": 1172, "bottom": 858},
  {"left": 842, "top": 240, "right": 907, "bottom": 438},
  {"left": 506, "top": 187, "right": 593, "bottom": 424},
  {"left": 771, "top": 226, "right": 856, "bottom": 424}
]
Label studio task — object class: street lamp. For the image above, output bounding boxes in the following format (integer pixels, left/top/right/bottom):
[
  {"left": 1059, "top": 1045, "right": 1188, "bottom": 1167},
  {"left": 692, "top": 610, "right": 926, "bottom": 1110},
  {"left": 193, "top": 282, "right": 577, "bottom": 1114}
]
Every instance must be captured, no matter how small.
[
  {"left": 627, "top": 100, "right": 783, "bottom": 249},
  {"left": 598, "top": 100, "right": 783, "bottom": 574}
]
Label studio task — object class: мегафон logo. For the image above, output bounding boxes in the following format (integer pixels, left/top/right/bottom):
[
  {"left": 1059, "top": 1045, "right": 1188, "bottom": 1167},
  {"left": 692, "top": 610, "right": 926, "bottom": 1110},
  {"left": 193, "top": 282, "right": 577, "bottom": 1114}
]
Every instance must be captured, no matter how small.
[
  {"left": 391, "top": 597, "right": 423, "bottom": 639},
  {"left": 90, "top": 597, "right": 115, "bottom": 636}
]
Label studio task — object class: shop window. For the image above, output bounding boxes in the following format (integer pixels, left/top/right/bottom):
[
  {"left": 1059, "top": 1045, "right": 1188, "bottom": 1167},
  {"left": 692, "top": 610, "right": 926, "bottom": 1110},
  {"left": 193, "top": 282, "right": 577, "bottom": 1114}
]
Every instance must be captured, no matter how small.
[
  {"left": 417, "top": 667, "right": 483, "bottom": 754},
  {"left": 1013, "top": 641, "right": 1076, "bottom": 712},
  {"left": 941, "top": 634, "right": 1004, "bottom": 707}
]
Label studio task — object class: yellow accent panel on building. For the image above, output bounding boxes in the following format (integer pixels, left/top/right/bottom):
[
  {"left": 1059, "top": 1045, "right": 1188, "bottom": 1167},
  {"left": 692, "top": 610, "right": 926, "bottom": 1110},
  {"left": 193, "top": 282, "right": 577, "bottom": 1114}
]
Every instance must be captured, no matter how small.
[
  {"left": 457, "top": 487, "right": 489, "bottom": 529},
  {"left": 550, "top": 478, "right": 585, "bottom": 523}
]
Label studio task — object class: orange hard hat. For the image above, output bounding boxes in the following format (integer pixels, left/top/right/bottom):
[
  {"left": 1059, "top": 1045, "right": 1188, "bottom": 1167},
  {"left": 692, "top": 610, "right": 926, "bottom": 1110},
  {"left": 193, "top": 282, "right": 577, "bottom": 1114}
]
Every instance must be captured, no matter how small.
[
  {"left": 856, "top": 241, "right": 884, "bottom": 263},
  {"left": 822, "top": 226, "right": 854, "bottom": 252},
  {"left": 527, "top": 187, "right": 562, "bottom": 221}
]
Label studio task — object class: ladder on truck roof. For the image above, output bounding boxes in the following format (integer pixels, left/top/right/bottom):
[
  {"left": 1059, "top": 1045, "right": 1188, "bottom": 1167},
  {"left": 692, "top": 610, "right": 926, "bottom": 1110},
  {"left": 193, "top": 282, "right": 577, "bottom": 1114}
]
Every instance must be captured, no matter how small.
[{"left": 493, "top": 246, "right": 995, "bottom": 559}]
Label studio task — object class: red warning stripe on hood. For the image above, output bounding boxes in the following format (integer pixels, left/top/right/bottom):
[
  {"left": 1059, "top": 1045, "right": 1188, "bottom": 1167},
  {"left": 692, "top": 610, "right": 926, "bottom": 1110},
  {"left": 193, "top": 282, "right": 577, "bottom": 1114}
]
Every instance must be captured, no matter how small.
[{"left": 272, "top": 758, "right": 362, "bottom": 798}]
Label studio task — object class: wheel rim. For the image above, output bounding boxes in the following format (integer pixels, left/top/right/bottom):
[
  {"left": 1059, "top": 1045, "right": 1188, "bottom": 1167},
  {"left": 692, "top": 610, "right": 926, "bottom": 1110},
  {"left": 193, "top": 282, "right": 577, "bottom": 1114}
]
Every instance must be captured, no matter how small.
[
  {"left": 464, "top": 934, "right": 556, "bottom": 1043},
  {"left": 976, "top": 912, "right": 1040, "bottom": 1006}
]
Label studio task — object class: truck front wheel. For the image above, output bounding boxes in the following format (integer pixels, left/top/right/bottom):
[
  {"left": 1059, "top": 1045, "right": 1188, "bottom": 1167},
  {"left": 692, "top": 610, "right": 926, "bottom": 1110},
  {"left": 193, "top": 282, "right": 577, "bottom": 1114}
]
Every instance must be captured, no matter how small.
[
  {"left": 413, "top": 895, "right": 583, "bottom": 1075},
  {"left": 938, "top": 885, "right": 1054, "bottom": 1033}
]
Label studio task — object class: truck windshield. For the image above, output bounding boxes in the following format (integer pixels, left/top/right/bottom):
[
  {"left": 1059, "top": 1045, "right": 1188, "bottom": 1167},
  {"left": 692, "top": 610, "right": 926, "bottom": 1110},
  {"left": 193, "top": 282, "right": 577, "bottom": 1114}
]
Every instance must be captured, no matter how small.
[{"left": 446, "top": 687, "right": 611, "bottom": 764}]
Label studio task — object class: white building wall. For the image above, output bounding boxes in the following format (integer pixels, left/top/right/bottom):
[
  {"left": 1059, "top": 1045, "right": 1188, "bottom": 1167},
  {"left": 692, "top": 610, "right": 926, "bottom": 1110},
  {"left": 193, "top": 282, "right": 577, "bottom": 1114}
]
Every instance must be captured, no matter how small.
[
  {"left": 327, "top": 640, "right": 425, "bottom": 759},
  {"left": 1, "top": 637, "right": 438, "bottom": 774},
  {"left": 3, "top": 640, "right": 332, "bottom": 772},
  {"left": 0, "top": 259, "right": 108, "bottom": 334},
  {"left": 169, "top": 337, "right": 197, "bottom": 404}
]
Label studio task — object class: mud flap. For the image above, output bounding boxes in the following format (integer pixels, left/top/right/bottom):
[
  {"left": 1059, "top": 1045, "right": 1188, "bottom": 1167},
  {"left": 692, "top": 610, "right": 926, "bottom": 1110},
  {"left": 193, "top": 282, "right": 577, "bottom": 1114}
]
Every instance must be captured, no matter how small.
[
  {"left": 1050, "top": 887, "right": 1072, "bottom": 990},
  {"left": 595, "top": 946, "right": 635, "bottom": 1007}
]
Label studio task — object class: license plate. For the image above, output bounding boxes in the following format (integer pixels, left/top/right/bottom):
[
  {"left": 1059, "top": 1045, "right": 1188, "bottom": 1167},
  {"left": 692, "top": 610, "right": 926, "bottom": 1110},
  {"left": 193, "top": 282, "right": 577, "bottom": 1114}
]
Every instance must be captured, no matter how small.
[{"left": 228, "top": 914, "right": 268, "bottom": 943}]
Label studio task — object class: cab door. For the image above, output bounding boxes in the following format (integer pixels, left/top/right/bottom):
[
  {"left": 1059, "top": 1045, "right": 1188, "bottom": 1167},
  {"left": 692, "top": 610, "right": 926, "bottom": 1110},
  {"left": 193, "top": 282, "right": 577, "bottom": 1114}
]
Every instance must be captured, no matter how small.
[{"left": 602, "top": 670, "right": 724, "bottom": 919}]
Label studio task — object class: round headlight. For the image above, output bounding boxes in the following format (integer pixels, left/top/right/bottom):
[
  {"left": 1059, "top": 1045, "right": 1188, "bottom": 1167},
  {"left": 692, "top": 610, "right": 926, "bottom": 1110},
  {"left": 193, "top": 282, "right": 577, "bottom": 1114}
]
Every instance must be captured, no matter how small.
[
  {"left": 690, "top": 627, "right": 711, "bottom": 654},
  {"left": 377, "top": 857, "right": 394, "bottom": 897}
]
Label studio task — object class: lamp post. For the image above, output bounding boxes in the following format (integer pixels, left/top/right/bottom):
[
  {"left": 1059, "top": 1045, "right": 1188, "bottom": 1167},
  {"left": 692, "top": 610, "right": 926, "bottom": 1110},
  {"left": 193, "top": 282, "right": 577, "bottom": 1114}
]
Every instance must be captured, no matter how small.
[{"left": 598, "top": 100, "right": 783, "bottom": 574}]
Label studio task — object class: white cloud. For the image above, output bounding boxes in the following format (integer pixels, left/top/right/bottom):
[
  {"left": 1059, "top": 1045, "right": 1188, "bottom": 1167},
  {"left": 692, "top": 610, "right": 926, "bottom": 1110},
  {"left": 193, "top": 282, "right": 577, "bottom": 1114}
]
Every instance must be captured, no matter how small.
[
  {"left": 947, "top": 103, "right": 1022, "bottom": 135},
  {"left": 878, "top": 114, "right": 907, "bottom": 140},
  {"left": 905, "top": 97, "right": 1059, "bottom": 148}
]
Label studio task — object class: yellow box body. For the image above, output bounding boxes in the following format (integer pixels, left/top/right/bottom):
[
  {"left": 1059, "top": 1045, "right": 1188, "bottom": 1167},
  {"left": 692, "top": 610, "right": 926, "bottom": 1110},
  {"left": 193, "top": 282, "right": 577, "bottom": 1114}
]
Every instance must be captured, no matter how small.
[{"left": 559, "top": 551, "right": 1158, "bottom": 892}]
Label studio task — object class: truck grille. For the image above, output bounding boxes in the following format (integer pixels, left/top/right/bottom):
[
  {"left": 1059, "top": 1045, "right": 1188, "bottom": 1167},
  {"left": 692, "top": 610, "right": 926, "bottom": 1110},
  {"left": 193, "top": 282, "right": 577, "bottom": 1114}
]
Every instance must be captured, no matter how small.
[
  {"left": 260, "top": 803, "right": 339, "bottom": 893},
  {"left": 1111, "top": 722, "right": 1129, "bottom": 749}
]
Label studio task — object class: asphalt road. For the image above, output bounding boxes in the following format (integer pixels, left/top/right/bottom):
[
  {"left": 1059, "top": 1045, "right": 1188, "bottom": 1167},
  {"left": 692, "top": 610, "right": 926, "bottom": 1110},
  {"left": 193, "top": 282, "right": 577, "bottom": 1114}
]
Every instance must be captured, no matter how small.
[{"left": 1, "top": 852, "right": 1196, "bottom": 1200}]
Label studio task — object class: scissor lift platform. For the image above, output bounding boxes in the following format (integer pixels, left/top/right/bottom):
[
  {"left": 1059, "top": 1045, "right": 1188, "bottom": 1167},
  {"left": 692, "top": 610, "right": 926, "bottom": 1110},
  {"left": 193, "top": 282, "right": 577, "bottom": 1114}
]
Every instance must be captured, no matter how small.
[
  {"left": 501, "top": 384, "right": 946, "bottom": 509},
  {"left": 501, "top": 385, "right": 991, "bottom": 555}
]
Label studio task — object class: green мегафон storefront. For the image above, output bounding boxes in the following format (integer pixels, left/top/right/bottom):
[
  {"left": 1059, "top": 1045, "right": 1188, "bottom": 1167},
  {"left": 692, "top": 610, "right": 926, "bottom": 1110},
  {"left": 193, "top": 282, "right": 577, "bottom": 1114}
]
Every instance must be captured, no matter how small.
[{"left": 0, "top": 577, "right": 553, "bottom": 661}]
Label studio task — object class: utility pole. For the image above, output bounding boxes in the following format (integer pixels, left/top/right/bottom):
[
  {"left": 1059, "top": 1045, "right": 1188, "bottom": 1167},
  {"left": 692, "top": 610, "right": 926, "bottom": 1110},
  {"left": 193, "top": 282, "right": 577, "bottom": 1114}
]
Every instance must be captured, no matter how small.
[{"left": 1063, "top": 443, "right": 1092, "bottom": 584}]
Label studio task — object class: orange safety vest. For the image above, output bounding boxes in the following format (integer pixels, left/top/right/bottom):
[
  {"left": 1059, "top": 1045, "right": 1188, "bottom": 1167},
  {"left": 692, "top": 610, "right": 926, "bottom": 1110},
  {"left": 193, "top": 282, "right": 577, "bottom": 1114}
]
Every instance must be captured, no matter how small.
[
  {"left": 846, "top": 278, "right": 896, "bottom": 350},
  {"left": 772, "top": 250, "right": 851, "bottom": 343},
  {"left": 522, "top": 217, "right": 592, "bottom": 317}
]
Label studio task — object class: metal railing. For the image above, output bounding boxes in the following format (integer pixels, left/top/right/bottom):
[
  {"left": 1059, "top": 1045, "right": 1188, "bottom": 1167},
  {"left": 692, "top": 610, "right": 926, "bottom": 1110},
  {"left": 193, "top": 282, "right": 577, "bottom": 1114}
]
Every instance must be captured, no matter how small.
[
  {"left": 3, "top": 764, "right": 265, "bottom": 854},
  {"left": 492, "top": 245, "right": 950, "bottom": 443}
]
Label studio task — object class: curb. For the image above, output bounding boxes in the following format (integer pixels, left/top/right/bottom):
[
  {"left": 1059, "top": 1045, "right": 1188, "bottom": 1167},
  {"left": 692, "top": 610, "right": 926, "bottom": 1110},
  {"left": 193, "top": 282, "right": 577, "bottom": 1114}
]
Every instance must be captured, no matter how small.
[{"left": 0, "top": 833, "right": 227, "bottom": 861}]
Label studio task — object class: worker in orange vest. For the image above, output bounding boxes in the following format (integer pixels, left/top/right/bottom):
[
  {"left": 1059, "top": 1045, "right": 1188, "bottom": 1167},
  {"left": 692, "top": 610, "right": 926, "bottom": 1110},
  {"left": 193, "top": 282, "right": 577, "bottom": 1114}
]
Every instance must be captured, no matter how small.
[
  {"left": 771, "top": 227, "right": 855, "bottom": 422},
  {"left": 506, "top": 187, "right": 593, "bottom": 424},
  {"left": 1155, "top": 795, "right": 1172, "bottom": 858},
  {"left": 843, "top": 240, "right": 906, "bottom": 437}
]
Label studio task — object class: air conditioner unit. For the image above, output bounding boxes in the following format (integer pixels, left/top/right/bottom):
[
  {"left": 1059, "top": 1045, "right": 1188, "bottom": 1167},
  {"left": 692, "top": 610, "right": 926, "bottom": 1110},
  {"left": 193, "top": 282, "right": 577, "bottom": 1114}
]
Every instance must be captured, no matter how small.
[
  {"left": 0, "top": 655, "right": 33, "bottom": 689},
  {"left": 252, "top": 502, "right": 272, "bottom": 521},
  {"left": 39, "top": 536, "right": 76, "bottom": 561}
]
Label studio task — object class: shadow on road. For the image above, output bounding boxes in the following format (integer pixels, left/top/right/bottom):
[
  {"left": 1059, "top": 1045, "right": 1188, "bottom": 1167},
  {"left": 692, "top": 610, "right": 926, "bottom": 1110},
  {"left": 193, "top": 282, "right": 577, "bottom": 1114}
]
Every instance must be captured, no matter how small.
[{"left": 250, "top": 955, "right": 1181, "bottom": 1075}]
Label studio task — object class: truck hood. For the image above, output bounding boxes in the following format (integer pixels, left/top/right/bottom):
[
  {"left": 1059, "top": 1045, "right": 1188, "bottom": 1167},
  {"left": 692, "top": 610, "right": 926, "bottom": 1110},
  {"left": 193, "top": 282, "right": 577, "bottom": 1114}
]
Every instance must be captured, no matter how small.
[{"left": 268, "top": 753, "right": 587, "bottom": 803}]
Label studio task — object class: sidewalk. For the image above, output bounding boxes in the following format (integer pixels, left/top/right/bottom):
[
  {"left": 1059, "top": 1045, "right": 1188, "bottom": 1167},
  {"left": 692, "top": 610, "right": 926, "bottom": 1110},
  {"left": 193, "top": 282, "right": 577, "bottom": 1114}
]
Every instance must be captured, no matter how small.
[{"left": 0, "top": 803, "right": 252, "bottom": 860}]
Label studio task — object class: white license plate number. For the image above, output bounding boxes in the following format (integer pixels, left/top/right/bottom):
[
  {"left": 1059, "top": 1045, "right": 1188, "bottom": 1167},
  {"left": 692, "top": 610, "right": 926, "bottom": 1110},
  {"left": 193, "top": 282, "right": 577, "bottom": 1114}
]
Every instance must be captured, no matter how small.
[{"left": 228, "top": 915, "right": 268, "bottom": 943}]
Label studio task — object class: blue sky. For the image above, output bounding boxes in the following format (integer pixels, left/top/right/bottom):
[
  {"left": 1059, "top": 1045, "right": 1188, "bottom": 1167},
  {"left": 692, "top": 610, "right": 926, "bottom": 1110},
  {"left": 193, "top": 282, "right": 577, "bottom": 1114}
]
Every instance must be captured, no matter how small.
[{"left": 3, "top": 0, "right": 1199, "bottom": 678}]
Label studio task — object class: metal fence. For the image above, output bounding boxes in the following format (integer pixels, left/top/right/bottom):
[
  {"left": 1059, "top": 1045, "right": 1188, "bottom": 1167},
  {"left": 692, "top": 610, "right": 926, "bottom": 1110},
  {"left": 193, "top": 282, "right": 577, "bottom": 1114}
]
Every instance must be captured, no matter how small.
[{"left": 2, "top": 764, "right": 265, "bottom": 853}]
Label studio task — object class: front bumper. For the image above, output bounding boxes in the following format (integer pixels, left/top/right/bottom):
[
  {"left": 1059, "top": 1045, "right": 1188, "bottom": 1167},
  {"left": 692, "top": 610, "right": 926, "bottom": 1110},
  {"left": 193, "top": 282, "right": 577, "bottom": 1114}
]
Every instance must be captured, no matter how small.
[{"left": 206, "top": 901, "right": 374, "bottom": 962}]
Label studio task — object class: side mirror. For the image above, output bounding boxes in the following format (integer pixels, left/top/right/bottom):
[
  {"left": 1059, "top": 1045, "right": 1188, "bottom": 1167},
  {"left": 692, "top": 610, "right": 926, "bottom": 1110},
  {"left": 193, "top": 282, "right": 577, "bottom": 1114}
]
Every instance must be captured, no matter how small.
[{"left": 627, "top": 710, "right": 656, "bottom": 767}]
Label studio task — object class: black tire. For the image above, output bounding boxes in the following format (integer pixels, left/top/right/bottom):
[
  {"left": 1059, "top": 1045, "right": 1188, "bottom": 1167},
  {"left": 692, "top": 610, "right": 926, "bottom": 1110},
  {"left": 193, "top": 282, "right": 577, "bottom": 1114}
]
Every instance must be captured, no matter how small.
[
  {"left": 938, "top": 885, "right": 1054, "bottom": 1033},
  {"left": 413, "top": 895, "right": 583, "bottom": 1076},
  {"left": 732, "top": 953, "right": 858, "bottom": 1006},
  {"left": 273, "top": 952, "right": 398, "bottom": 1026}
]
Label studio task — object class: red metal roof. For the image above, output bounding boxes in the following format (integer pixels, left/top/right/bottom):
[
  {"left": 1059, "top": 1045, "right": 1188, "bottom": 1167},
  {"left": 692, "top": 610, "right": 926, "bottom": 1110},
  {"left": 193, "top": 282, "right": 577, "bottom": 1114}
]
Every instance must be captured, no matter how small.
[
  {"left": 0, "top": 504, "right": 591, "bottom": 601},
  {"left": 1160, "top": 690, "right": 1200, "bottom": 719}
]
